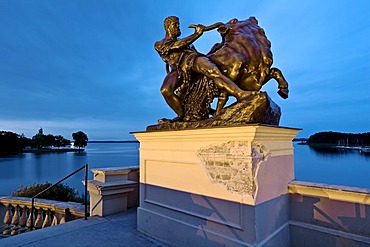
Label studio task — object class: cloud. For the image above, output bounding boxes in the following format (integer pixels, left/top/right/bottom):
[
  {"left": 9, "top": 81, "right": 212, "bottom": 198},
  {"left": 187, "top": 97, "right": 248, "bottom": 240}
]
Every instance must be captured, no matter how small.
[
  {"left": 0, "top": 118, "right": 142, "bottom": 140},
  {"left": 0, "top": 0, "right": 369, "bottom": 140}
]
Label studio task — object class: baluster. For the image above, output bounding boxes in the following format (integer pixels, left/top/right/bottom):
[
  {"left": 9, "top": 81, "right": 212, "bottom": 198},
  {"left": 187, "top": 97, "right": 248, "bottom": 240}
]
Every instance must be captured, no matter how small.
[
  {"left": 51, "top": 215, "right": 58, "bottom": 226},
  {"left": 18, "top": 205, "right": 28, "bottom": 234},
  {"left": 10, "top": 205, "right": 20, "bottom": 235},
  {"left": 34, "top": 208, "right": 44, "bottom": 229},
  {"left": 26, "top": 207, "right": 35, "bottom": 231},
  {"left": 42, "top": 209, "right": 51, "bottom": 228},
  {"left": 2, "top": 204, "right": 13, "bottom": 235},
  {"left": 60, "top": 215, "right": 66, "bottom": 224}
]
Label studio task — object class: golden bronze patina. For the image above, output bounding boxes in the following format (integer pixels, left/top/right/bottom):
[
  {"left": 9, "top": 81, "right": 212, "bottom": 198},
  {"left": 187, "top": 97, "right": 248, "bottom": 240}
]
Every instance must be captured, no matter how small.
[{"left": 154, "top": 16, "right": 289, "bottom": 127}]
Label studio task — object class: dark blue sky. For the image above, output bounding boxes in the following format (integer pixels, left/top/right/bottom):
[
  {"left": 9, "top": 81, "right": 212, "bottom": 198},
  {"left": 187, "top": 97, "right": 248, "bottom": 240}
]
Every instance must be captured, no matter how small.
[{"left": 0, "top": 0, "right": 369, "bottom": 140}]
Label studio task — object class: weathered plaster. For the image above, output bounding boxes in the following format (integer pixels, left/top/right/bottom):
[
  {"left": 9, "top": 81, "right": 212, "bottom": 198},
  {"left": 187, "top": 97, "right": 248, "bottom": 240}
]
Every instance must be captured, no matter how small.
[{"left": 197, "top": 141, "right": 270, "bottom": 197}]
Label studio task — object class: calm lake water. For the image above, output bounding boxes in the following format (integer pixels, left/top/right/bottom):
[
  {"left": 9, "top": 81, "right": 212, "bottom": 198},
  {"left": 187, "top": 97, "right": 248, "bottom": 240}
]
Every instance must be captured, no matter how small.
[
  {"left": 294, "top": 142, "right": 370, "bottom": 188},
  {"left": 0, "top": 142, "right": 139, "bottom": 196},
  {"left": 0, "top": 142, "right": 369, "bottom": 196}
]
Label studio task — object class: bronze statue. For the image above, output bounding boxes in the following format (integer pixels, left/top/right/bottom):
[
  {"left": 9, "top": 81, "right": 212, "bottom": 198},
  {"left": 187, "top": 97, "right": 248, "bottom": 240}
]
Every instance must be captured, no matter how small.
[
  {"left": 155, "top": 16, "right": 256, "bottom": 122},
  {"left": 151, "top": 16, "right": 289, "bottom": 130}
]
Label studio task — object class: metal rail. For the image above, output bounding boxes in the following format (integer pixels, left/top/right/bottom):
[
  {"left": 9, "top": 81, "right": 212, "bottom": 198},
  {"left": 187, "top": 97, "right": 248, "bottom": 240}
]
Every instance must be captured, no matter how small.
[{"left": 30, "top": 164, "right": 88, "bottom": 230}]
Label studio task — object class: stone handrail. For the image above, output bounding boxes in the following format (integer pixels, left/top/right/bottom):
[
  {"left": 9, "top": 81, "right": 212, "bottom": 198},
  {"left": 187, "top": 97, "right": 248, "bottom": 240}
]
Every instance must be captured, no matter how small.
[
  {"left": 0, "top": 196, "right": 85, "bottom": 236},
  {"left": 288, "top": 180, "right": 370, "bottom": 205}
]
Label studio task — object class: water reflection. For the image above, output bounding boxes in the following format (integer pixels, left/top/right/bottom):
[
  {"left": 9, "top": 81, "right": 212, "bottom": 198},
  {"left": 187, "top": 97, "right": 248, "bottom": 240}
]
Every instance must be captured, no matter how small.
[
  {"left": 0, "top": 154, "right": 25, "bottom": 162},
  {"left": 307, "top": 144, "right": 370, "bottom": 159},
  {"left": 0, "top": 142, "right": 140, "bottom": 196},
  {"left": 308, "top": 145, "right": 340, "bottom": 154},
  {"left": 1, "top": 142, "right": 369, "bottom": 196},
  {"left": 294, "top": 143, "right": 370, "bottom": 189},
  {"left": 73, "top": 151, "right": 87, "bottom": 157}
]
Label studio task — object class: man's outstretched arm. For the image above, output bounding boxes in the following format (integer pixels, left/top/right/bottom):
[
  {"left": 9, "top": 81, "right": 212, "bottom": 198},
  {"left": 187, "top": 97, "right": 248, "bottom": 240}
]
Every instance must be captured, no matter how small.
[{"left": 171, "top": 24, "right": 205, "bottom": 50}]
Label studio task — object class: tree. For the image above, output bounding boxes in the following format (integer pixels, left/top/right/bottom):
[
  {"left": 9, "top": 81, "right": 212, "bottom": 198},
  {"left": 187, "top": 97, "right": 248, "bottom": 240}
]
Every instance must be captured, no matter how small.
[
  {"left": 12, "top": 182, "right": 83, "bottom": 203},
  {"left": 45, "top": 134, "right": 56, "bottom": 147},
  {"left": 72, "top": 131, "right": 88, "bottom": 150},
  {"left": 19, "top": 133, "right": 32, "bottom": 148},
  {"left": 54, "top": 135, "right": 71, "bottom": 148},
  {"left": 31, "top": 128, "right": 71, "bottom": 149},
  {"left": 32, "top": 128, "right": 46, "bottom": 148},
  {"left": 308, "top": 131, "right": 370, "bottom": 146},
  {"left": 0, "top": 131, "right": 23, "bottom": 155}
]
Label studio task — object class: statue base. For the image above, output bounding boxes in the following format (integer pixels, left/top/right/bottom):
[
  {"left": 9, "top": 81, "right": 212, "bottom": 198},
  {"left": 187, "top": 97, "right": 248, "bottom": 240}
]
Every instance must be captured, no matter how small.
[
  {"left": 147, "top": 92, "right": 281, "bottom": 131},
  {"left": 133, "top": 124, "right": 299, "bottom": 246}
]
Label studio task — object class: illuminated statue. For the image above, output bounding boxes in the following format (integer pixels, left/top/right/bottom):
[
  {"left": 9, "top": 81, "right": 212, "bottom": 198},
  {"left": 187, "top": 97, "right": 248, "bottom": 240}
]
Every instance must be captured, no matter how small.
[
  {"left": 152, "top": 16, "right": 289, "bottom": 129},
  {"left": 155, "top": 16, "right": 255, "bottom": 122}
]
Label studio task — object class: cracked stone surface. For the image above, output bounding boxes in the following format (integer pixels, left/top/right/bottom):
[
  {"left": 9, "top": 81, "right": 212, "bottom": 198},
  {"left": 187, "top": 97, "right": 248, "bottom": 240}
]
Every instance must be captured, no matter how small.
[{"left": 197, "top": 141, "right": 270, "bottom": 197}]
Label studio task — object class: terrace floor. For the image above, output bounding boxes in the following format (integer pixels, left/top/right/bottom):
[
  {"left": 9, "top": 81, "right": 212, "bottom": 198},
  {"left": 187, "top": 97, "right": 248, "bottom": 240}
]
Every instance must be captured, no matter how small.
[{"left": 0, "top": 208, "right": 168, "bottom": 247}]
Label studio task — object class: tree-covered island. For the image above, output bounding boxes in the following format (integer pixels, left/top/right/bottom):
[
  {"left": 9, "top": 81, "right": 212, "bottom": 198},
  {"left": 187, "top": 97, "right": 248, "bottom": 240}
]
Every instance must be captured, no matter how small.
[
  {"left": 0, "top": 128, "right": 88, "bottom": 156},
  {"left": 307, "top": 131, "right": 370, "bottom": 147}
]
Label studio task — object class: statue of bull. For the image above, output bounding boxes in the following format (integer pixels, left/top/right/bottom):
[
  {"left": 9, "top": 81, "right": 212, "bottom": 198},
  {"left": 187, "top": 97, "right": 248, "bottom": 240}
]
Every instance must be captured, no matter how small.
[{"left": 205, "top": 17, "right": 289, "bottom": 114}]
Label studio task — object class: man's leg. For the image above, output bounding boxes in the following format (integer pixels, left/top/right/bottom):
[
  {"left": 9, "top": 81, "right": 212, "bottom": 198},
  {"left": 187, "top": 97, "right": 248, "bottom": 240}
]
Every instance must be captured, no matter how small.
[
  {"left": 215, "top": 90, "right": 229, "bottom": 115},
  {"left": 193, "top": 56, "right": 253, "bottom": 101},
  {"left": 160, "top": 71, "right": 184, "bottom": 120}
]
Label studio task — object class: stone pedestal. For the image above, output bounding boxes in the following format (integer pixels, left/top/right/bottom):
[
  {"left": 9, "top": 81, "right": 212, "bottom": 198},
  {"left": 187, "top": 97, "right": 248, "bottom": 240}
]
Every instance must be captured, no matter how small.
[
  {"left": 133, "top": 124, "right": 299, "bottom": 246},
  {"left": 87, "top": 167, "right": 139, "bottom": 216}
]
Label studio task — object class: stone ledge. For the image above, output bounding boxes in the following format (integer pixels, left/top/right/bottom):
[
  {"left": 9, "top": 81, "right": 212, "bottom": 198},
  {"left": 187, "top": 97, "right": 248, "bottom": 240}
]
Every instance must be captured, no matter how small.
[
  {"left": 288, "top": 180, "right": 370, "bottom": 205},
  {"left": 0, "top": 196, "right": 84, "bottom": 214},
  {"left": 87, "top": 180, "right": 137, "bottom": 196},
  {"left": 91, "top": 166, "right": 139, "bottom": 176},
  {"left": 92, "top": 166, "right": 139, "bottom": 183}
]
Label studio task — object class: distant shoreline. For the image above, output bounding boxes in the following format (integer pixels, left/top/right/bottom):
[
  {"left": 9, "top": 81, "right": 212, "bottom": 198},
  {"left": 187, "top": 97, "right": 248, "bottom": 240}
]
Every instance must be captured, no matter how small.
[
  {"left": 8, "top": 141, "right": 139, "bottom": 155},
  {"left": 22, "top": 148, "right": 85, "bottom": 153},
  {"left": 293, "top": 138, "right": 308, "bottom": 142},
  {"left": 88, "top": 140, "right": 139, "bottom": 143}
]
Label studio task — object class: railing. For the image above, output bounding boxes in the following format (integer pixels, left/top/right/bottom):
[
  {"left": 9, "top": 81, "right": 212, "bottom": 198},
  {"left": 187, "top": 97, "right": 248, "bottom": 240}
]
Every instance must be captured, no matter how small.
[
  {"left": 1, "top": 164, "right": 88, "bottom": 236},
  {"left": 30, "top": 164, "right": 88, "bottom": 229}
]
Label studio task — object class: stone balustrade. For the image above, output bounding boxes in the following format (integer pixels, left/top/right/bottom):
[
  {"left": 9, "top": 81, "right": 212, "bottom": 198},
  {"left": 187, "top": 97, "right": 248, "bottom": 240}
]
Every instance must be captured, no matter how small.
[
  {"left": 0, "top": 166, "right": 139, "bottom": 238},
  {"left": 0, "top": 196, "right": 85, "bottom": 237}
]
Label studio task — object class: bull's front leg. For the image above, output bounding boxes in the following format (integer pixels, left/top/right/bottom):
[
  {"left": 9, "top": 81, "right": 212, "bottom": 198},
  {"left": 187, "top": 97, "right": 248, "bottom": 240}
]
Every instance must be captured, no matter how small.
[{"left": 269, "top": 67, "right": 289, "bottom": 99}]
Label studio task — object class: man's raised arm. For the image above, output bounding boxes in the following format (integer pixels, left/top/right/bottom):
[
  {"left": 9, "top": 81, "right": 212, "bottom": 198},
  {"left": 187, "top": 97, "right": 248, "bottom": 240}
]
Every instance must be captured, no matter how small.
[{"left": 171, "top": 24, "right": 205, "bottom": 50}]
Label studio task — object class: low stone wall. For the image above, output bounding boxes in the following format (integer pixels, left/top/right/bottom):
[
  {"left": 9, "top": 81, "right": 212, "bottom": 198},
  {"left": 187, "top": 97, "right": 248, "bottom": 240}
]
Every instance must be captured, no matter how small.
[
  {"left": 289, "top": 181, "right": 370, "bottom": 246},
  {"left": 0, "top": 196, "right": 85, "bottom": 236},
  {"left": 0, "top": 166, "right": 140, "bottom": 237}
]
